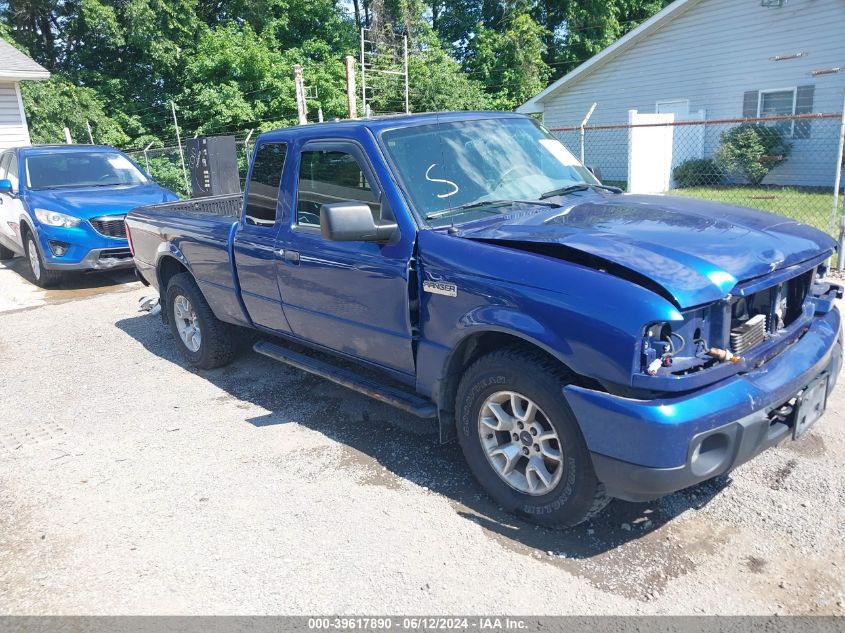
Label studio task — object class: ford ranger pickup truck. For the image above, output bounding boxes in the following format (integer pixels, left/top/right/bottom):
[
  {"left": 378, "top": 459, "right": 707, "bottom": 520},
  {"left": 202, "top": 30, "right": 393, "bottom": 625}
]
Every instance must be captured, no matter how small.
[{"left": 126, "top": 112, "right": 843, "bottom": 527}]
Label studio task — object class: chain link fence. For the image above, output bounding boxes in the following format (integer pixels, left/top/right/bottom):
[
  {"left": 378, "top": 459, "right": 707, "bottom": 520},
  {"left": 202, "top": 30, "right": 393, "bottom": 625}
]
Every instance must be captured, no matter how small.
[
  {"left": 126, "top": 142, "right": 253, "bottom": 199},
  {"left": 550, "top": 113, "right": 845, "bottom": 239}
]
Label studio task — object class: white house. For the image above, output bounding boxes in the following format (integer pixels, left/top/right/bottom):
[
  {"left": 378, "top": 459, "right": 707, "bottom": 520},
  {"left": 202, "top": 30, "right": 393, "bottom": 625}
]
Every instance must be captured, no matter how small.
[
  {"left": 0, "top": 37, "right": 49, "bottom": 150},
  {"left": 517, "top": 0, "right": 845, "bottom": 189}
]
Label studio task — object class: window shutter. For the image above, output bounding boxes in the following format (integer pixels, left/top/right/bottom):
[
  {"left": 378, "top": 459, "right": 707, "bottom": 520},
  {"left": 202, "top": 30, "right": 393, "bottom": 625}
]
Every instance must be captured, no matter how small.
[
  {"left": 743, "top": 90, "right": 759, "bottom": 118},
  {"left": 794, "top": 85, "right": 815, "bottom": 139}
]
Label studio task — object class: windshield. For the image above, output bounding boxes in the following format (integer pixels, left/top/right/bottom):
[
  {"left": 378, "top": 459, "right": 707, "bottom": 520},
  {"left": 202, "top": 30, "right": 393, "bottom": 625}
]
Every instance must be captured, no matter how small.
[
  {"left": 381, "top": 117, "right": 598, "bottom": 225},
  {"left": 25, "top": 151, "right": 149, "bottom": 190}
]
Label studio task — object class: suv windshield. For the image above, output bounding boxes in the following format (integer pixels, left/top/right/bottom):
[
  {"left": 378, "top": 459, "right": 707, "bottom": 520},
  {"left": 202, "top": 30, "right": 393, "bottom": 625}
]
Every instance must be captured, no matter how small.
[
  {"left": 381, "top": 117, "right": 598, "bottom": 225},
  {"left": 25, "top": 151, "right": 148, "bottom": 190}
]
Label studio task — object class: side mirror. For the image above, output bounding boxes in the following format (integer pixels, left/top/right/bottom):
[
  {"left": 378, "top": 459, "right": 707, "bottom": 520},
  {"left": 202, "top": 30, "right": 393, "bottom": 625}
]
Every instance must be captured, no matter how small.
[
  {"left": 320, "top": 202, "right": 398, "bottom": 242},
  {"left": 0, "top": 179, "right": 13, "bottom": 195},
  {"left": 587, "top": 165, "right": 603, "bottom": 182}
]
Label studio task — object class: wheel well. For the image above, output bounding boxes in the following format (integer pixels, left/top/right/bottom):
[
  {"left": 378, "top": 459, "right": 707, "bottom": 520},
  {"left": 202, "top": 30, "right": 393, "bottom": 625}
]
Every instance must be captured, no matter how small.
[
  {"left": 158, "top": 256, "right": 189, "bottom": 291},
  {"left": 438, "top": 331, "right": 572, "bottom": 441}
]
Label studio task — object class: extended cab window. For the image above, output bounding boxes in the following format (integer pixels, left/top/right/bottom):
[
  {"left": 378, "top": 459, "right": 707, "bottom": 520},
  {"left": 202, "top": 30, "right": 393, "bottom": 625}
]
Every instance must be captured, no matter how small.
[
  {"left": 296, "top": 149, "right": 379, "bottom": 228},
  {"left": 245, "top": 143, "right": 287, "bottom": 227}
]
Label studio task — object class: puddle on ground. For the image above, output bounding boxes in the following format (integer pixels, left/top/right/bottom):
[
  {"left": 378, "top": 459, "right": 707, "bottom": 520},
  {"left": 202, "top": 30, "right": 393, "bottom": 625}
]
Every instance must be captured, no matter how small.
[{"left": 1, "top": 258, "right": 138, "bottom": 308}]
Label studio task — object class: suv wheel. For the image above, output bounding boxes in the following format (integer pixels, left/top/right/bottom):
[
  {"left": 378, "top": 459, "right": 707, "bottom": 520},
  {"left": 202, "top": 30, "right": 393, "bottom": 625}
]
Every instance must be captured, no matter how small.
[
  {"left": 24, "top": 234, "right": 62, "bottom": 288},
  {"left": 165, "top": 272, "right": 237, "bottom": 369},
  {"left": 456, "top": 347, "right": 610, "bottom": 527}
]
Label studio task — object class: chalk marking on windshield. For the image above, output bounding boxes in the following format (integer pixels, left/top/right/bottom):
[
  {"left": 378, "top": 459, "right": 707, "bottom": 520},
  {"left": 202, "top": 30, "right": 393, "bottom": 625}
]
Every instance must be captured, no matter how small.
[{"left": 425, "top": 164, "right": 460, "bottom": 198}]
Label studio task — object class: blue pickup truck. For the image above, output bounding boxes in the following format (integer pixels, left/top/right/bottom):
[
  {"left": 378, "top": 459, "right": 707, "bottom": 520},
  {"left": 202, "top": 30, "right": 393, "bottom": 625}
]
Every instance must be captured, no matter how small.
[
  {"left": 0, "top": 145, "right": 178, "bottom": 287},
  {"left": 126, "top": 112, "right": 842, "bottom": 526}
]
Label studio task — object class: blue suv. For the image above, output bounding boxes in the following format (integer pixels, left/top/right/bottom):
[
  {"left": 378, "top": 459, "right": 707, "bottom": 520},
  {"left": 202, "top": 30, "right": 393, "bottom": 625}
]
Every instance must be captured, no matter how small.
[{"left": 0, "top": 145, "right": 179, "bottom": 287}]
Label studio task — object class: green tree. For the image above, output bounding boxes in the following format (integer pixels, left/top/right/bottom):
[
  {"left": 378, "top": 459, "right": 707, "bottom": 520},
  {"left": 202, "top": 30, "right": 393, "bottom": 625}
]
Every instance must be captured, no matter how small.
[{"left": 463, "top": 8, "right": 550, "bottom": 109}]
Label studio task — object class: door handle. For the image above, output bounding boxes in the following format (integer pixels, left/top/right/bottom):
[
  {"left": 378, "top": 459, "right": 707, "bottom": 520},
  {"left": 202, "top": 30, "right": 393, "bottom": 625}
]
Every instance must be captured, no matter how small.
[{"left": 283, "top": 249, "right": 300, "bottom": 264}]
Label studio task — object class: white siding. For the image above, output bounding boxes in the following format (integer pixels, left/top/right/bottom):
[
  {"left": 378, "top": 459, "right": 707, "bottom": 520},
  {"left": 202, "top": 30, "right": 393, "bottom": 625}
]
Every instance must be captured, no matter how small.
[
  {"left": 0, "top": 81, "right": 30, "bottom": 150},
  {"left": 538, "top": 0, "right": 845, "bottom": 187}
]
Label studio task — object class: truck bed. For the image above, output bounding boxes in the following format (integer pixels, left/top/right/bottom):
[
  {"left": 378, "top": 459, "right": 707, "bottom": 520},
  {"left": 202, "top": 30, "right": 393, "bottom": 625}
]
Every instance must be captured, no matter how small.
[{"left": 127, "top": 193, "right": 247, "bottom": 325}]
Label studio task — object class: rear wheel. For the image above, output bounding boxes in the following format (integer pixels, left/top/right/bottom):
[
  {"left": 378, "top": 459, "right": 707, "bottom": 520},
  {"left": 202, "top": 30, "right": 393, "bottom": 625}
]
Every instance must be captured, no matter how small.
[
  {"left": 455, "top": 347, "right": 609, "bottom": 527},
  {"left": 24, "top": 234, "right": 62, "bottom": 288},
  {"left": 165, "top": 272, "right": 237, "bottom": 369}
]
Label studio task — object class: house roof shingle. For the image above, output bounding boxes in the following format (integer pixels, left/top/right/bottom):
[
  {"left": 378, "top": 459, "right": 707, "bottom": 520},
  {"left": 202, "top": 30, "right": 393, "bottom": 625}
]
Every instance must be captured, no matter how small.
[{"left": 0, "top": 37, "right": 50, "bottom": 80}]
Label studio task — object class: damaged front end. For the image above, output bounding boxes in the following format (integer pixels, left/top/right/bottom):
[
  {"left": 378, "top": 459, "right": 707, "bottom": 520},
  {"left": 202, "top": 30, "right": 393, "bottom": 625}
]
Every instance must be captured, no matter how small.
[{"left": 636, "top": 261, "right": 842, "bottom": 393}]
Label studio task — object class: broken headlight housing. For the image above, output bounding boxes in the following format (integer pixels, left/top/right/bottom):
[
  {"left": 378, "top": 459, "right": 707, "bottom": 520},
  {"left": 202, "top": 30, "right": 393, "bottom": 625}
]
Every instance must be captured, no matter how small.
[{"left": 641, "top": 303, "right": 726, "bottom": 377}]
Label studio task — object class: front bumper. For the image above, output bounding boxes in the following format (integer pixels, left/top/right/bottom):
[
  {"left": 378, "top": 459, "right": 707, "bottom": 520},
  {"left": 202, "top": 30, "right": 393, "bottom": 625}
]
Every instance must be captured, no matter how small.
[
  {"left": 565, "top": 306, "right": 842, "bottom": 502},
  {"left": 35, "top": 223, "right": 133, "bottom": 271}
]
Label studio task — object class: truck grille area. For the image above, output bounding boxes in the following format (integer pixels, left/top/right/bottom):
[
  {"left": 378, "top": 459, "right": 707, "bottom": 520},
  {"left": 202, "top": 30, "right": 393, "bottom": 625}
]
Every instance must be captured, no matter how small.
[
  {"left": 730, "top": 269, "right": 814, "bottom": 355},
  {"left": 730, "top": 314, "right": 767, "bottom": 355},
  {"left": 89, "top": 216, "right": 127, "bottom": 238}
]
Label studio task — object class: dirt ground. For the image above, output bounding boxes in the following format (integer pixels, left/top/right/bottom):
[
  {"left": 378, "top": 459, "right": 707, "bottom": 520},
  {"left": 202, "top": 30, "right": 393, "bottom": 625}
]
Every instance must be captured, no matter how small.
[{"left": 0, "top": 258, "right": 843, "bottom": 615}]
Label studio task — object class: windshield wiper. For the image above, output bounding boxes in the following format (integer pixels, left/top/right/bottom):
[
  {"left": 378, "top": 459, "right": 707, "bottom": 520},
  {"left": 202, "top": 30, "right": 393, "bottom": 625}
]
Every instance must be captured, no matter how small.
[
  {"left": 539, "top": 183, "right": 622, "bottom": 200},
  {"left": 425, "top": 198, "right": 561, "bottom": 221}
]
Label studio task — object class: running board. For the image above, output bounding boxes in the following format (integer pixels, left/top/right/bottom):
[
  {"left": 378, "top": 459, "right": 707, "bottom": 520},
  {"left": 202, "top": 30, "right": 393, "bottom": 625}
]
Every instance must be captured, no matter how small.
[{"left": 253, "top": 340, "right": 437, "bottom": 418}]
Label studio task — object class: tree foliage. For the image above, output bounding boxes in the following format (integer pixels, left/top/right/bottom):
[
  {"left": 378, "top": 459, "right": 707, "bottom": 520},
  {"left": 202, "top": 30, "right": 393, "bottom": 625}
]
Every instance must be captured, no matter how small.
[
  {"left": 716, "top": 124, "right": 792, "bottom": 186},
  {"left": 0, "top": 0, "right": 671, "bottom": 148}
]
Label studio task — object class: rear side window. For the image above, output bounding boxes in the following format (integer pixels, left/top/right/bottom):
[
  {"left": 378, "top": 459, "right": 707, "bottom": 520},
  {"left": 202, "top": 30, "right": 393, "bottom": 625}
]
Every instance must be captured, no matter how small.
[
  {"left": 245, "top": 143, "right": 287, "bottom": 227},
  {"left": 6, "top": 154, "right": 19, "bottom": 190}
]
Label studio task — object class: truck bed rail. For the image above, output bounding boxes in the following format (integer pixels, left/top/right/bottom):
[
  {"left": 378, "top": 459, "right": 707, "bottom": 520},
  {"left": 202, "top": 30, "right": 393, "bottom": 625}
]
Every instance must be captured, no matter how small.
[{"left": 132, "top": 193, "right": 243, "bottom": 218}]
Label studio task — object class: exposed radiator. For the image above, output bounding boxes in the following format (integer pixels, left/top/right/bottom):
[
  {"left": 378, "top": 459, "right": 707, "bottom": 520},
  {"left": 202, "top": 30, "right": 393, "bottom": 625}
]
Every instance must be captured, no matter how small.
[{"left": 730, "top": 314, "right": 767, "bottom": 355}]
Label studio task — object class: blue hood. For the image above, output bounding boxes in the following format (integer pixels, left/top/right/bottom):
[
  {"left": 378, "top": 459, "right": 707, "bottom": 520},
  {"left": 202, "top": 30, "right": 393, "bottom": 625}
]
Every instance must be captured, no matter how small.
[
  {"left": 455, "top": 193, "right": 837, "bottom": 308},
  {"left": 26, "top": 183, "right": 179, "bottom": 220}
]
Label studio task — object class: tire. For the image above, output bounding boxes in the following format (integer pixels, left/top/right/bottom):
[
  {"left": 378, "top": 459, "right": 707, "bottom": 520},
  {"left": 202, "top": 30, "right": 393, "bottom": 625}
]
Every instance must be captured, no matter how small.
[
  {"left": 455, "top": 347, "right": 610, "bottom": 527},
  {"left": 24, "top": 233, "right": 63, "bottom": 288},
  {"left": 0, "top": 243, "right": 14, "bottom": 260},
  {"left": 165, "top": 272, "right": 237, "bottom": 369}
]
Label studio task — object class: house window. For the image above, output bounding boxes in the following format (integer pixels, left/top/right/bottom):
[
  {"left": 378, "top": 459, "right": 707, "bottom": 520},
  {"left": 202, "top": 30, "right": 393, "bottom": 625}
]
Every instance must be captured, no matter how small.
[
  {"left": 759, "top": 88, "right": 796, "bottom": 136},
  {"left": 656, "top": 99, "right": 690, "bottom": 116}
]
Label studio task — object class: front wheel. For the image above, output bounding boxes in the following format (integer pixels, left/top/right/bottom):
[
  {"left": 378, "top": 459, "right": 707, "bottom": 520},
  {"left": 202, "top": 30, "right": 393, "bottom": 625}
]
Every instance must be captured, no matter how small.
[
  {"left": 455, "top": 347, "right": 609, "bottom": 527},
  {"left": 24, "top": 234, "right": 63, "bottom": 288},
  {"left": 165, "top": 272, "right": 237, "bottom": 369}
]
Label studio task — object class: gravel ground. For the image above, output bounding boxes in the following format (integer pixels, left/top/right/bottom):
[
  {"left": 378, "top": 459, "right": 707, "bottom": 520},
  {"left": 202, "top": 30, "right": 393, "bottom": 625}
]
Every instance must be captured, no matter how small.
[{"left": 0, "top": 258, "right": 843, "bottom": 615}]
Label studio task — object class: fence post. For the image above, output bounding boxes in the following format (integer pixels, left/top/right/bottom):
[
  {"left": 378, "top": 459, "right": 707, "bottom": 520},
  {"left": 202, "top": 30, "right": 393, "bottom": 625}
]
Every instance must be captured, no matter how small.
[
  {"left": 63, "top": 127, "right": 73, "bottom": 144},
  {"left": 580, "top": 103, "right": 597, "bottom": 165},
  {"left": 243, "top": 129, "right": 254, "bottom": 167},
  {"left": 294, "top": 64, "right": 308, "bottom": 125},
  {"left": 170, "top": 101, "right": 190, "bottom": 194},
  {"left": 142, "top": 141, "right": 154, "bottom": 174},
  {"left": 85, "top": 120, "right": 94, "bottom": 144},
  {"left": 833, "top": 93, "right": 845, "bottom": 270},
  {"left": 403, "top": 35, "right": 410, "bottom": 114},
  {"left": 345, "top": 55, "right": 358, "bottom": 119}
]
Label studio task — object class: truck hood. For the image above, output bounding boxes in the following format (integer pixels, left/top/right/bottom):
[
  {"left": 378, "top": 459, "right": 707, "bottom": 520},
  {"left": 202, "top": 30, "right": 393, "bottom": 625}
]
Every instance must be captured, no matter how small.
[
  {"left": 454, "top": 193, "right": 837, "bottom": 308},
  {"left": 25, "top": 183, "right": 179, "bottom": 220}
]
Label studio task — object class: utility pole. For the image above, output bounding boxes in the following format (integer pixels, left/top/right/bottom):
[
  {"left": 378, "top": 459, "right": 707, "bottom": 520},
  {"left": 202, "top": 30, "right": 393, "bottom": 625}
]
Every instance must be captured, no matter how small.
[
  {"left": 294, "top": 64, "right": 308, "bottom": 125},
  {"left": 403, "top": 35, "right": 410, "bottom": 114},
  {"left": 345, "top": 55, "right": 358, "bottom": 119},
  {"left": 85, "top": 120, "right": 94, "bottom": 144},
  {"left": 171, "top": 101, "right": 189, "bottom": 194}
]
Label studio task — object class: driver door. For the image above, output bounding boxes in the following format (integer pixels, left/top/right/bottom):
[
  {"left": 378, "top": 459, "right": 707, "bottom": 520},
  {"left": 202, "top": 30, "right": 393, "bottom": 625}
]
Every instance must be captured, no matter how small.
[{"left": 274, "top": 141, "right": 417, "bottom": 375}]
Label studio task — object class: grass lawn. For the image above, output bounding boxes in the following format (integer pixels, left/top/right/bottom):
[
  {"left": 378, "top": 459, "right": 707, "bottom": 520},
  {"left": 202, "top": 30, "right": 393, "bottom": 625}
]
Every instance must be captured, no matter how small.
[{"left": 670, "top": 186, "right": 837, "bottom": 235}]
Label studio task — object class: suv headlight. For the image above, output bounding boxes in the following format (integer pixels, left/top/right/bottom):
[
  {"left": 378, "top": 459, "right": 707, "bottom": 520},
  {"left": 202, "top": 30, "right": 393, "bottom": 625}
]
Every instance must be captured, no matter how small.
[{"left": 34, "top": 208, "right": 81, "bottom": 228}]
